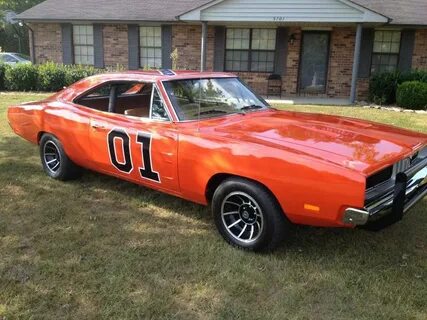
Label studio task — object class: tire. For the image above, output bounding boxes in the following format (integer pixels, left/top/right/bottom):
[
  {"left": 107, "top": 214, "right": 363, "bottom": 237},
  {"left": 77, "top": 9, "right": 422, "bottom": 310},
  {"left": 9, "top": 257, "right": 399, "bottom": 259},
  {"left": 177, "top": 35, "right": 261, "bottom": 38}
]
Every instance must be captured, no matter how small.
[
  {"left": 212, "top": 177, "right": 290, "bottom": 252},
  {"left": 39, "top": 133, "right": 81, "bottom": 181}
]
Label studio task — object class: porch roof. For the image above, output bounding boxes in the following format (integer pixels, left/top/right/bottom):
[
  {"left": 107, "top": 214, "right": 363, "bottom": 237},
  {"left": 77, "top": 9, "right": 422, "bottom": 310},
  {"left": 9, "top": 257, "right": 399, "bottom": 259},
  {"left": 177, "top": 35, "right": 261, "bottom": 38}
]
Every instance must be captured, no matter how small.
[{"left": 178, "top": 0, "right": 389, "bottom": 24}]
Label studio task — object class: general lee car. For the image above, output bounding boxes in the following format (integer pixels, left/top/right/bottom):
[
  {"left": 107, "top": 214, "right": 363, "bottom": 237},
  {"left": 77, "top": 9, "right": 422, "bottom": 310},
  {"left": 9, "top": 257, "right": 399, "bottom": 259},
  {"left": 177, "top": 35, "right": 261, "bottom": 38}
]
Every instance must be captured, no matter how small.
[{"left": 7, "top": 70, "right": 427, "bottom": 251}]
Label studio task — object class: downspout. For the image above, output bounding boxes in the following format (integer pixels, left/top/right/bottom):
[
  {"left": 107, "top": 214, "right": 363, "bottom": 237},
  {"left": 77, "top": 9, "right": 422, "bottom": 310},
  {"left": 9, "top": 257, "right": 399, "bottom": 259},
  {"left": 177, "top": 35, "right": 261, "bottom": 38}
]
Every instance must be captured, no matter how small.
[{"left": 22, "top": 22, "right": 36, "bottom": 64}]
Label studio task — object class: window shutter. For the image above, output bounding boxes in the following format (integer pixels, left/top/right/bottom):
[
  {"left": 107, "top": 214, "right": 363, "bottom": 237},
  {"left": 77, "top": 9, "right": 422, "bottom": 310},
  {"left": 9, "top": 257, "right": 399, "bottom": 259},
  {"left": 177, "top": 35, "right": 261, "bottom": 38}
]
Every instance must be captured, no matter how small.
[
  {"left": 398, "top": 29, "right": 415, "bottom": 72},
  {"left": 161, "top": 25, "right": 172, "bottom": 69},
  {"left": 128, "top": 24, "right": 140, "bottom": 70},
  {"left": 213, "top": 26, "right": 226, "bottom": 71},
  {"left": 93, "top": 24, "right": 104, "bottom": 68},
  {"left": 274, "top": 27, "right": 288, "bottom": 75},
  {"left": 358, "top": 28, "right": 374, "bottom": 78},
  {"left": 61, "top": 23, "right": 74, "bottom": 65}
]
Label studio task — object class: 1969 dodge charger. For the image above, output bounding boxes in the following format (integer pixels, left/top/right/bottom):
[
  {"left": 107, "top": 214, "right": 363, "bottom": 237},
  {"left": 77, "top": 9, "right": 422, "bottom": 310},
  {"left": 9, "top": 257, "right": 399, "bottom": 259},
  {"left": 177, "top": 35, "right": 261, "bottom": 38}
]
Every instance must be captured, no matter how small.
[{"left": 8, "top": 70, "right": 427, "bottom": 251}]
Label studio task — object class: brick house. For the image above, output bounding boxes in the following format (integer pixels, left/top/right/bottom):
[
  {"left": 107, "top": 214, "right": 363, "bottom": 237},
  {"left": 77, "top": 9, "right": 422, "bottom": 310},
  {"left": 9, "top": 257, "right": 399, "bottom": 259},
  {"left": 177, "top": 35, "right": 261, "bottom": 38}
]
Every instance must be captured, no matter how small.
[{"left": 17, "top": 0, "right": 427, "bottom": 103}]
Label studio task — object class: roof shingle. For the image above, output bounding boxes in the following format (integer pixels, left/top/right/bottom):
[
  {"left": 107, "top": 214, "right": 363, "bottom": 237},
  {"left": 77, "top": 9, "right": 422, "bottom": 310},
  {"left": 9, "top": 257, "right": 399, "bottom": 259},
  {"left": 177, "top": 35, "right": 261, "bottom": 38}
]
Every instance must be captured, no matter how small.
[{"left": 17, "top": 0, "right": 427, "bottom": 26}]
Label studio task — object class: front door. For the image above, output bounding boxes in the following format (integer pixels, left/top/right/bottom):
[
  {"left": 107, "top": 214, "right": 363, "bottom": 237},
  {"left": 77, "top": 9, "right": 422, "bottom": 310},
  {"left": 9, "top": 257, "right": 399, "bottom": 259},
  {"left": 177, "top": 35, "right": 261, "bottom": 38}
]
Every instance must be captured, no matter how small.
[
  {"left": 298, "top": 31, "right": 330, "bottom": 95},
  {"left": 77, "top": 81, "right": 180, "bottom": 194}
]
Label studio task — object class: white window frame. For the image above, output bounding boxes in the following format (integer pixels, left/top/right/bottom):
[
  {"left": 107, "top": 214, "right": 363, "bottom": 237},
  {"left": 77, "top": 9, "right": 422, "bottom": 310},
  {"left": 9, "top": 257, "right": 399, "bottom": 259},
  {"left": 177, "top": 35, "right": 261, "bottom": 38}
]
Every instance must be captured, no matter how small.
[
  {"left": 73, "top": 24, "right": 94, "bottom": 66},
  {"left": 139, "top": 26, "right": 162, "bottom": 69}
]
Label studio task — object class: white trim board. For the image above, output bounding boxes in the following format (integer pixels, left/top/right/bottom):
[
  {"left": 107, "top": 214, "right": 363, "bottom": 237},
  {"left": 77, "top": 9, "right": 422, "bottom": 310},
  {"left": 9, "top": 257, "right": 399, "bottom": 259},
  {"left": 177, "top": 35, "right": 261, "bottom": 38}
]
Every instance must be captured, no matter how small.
[{"left": 178, "top": 0, "right": 389, "bottom": 24}]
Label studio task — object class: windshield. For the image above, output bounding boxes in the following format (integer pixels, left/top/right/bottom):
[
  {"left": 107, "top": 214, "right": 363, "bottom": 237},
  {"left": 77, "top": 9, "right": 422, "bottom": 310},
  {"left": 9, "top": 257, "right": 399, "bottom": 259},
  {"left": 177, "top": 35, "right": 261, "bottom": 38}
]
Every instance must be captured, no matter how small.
[
  {"left": 14, "top": 53, "right": 30, "bottom": 61},
  {"left": 163, "top": 77, "right": 269, "bottom": 121}
]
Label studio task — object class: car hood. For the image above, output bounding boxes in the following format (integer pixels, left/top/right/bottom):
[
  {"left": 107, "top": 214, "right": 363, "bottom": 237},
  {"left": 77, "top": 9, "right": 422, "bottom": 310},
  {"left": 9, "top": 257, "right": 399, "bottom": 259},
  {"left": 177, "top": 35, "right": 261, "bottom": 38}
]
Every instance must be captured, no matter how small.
[{"left": 211, "top": 110, "right": 427, "bottom": 175}]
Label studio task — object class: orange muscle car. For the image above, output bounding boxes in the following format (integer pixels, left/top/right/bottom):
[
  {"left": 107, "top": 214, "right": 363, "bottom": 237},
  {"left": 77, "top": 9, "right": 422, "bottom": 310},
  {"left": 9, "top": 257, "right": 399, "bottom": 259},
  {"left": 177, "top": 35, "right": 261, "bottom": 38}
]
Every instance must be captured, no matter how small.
[{"left": 7, "top": 70, "right": 427, "bottom": 251}]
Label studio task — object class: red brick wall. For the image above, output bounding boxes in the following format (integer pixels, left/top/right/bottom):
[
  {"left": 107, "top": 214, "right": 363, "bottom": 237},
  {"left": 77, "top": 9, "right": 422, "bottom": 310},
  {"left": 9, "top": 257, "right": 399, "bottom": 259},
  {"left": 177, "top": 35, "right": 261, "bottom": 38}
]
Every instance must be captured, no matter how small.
[
  {"left": 413, "top": 29, "right": 427, "bottom": 70},
  {"left": 171, "top": 24, "right": 215, "bottom": 71},
  {"left": 327, "top": 27, "right": 355, "bottom": 98},
  {"left": 282, "top": 27, "right": 302, "bottom": 97},
  {"left": 30, "top": 23, "right": 62, "bottom": 64},
  {"left": 103, "top": 24, "right": 129, "bottom": 68}
]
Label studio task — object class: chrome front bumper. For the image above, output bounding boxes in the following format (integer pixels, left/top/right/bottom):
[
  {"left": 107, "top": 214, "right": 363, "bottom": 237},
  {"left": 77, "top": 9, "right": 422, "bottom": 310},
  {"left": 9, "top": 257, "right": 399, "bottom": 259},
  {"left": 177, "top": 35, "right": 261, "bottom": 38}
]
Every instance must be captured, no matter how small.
[{"left": 343, "top": 158, "right": 427, "bottom": 230}]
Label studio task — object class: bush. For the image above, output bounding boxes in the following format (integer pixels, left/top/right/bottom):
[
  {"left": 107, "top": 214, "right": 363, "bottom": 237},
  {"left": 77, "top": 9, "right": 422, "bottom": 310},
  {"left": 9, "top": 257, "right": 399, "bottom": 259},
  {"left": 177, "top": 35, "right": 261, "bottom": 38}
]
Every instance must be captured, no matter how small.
[
  {"left": 0, "top": 62, "right": 102, "bottom": 92},
  {"left": 369, "top": 70, "right": 427, "bottom": 105},
  {"left": 64, "top": 64, "right": 100, "bottom": 86},
  {"left": 5, "top": 63, "right": 38, "bottom": 91},
  {"left": 0, "top": 63, "right": 9, "bottom": 90},
  {"left": 396, "top": 81, "right": 427, "bottom": 110},
  {"left": 37, "top": 62, "right": 67, "bottom": 91}
]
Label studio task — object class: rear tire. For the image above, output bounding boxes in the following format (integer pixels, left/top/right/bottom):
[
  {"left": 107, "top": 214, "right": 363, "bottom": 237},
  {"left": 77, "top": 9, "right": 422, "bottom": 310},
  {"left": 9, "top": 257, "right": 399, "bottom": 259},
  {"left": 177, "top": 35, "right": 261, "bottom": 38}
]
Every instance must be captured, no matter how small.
[
  {"left": 212, "top": 177, "right": 290, "bottom": 252},
  {"left": 39, "top": 134, "right": 81, "bottom": 181}
]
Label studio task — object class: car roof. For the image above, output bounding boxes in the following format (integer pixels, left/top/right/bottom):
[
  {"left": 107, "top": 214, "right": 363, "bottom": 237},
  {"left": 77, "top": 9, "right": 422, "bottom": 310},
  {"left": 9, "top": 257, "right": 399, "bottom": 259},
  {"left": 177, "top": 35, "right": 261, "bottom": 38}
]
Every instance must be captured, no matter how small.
[{"left": 84, "top": 70, "right": 237, "bottom": 82}]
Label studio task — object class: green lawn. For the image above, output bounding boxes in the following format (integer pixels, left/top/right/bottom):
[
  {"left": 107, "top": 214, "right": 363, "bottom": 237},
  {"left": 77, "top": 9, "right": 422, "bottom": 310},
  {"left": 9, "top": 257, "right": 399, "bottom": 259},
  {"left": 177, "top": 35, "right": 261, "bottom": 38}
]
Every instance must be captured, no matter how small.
[{"left": 0, "top": 92, "right": 426, "bottom": 320}]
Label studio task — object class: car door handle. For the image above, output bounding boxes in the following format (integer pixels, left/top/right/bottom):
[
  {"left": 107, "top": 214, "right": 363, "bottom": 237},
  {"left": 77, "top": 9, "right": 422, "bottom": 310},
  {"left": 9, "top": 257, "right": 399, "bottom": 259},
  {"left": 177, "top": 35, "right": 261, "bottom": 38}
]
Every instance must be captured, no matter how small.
[{"left": 91, "top": 122, "right": 106, "bottom": 129}]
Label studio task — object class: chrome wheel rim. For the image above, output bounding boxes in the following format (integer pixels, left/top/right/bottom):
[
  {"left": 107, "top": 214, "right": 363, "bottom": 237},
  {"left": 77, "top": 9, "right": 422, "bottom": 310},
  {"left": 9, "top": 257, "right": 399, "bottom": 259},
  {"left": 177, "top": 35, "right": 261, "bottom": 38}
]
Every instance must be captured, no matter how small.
[
  {"left": 43, "top": 141, "right": 61, "bottom": 174},
  {"left": 221, "top": 191, "right": 264, "bottom": 243}
]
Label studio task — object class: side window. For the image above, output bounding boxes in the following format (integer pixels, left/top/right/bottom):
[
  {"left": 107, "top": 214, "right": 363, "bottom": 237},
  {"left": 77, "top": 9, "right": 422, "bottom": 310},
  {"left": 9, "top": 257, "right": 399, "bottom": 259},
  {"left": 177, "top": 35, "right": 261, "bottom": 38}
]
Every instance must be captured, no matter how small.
[
  {"left": 86, "top": 84, "right": 112, "bottom": 98},
  {"left": 75, "top": 81, "right": 169, "bottom": 121},
  {"left": 150, "top": 87, "right": 169, "bottom": 121}
]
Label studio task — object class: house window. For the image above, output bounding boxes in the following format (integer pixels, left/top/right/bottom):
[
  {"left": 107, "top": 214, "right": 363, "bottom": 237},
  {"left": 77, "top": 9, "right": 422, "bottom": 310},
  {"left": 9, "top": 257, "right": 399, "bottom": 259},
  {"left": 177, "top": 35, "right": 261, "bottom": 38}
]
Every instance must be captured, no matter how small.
[
  {"left": 140, "top": 26, "right": 162, "bottom": 68},
  {"left": 73, "top": 25, "right": 94, "bottom": 65},
  {"left": 225, "top": 28, "right": 276, "bottom": 73},
  {"left": 371, "top": 30, "right": 401, "bottom": 74}
]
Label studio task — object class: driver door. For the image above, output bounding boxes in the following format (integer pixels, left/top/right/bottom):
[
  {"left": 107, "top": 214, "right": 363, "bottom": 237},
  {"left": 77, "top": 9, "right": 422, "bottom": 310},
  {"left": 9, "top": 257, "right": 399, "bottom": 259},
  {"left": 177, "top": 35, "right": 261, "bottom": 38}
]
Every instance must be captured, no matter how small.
[{"left": 87, "top": 82, "right": 180, "bottom": 193}]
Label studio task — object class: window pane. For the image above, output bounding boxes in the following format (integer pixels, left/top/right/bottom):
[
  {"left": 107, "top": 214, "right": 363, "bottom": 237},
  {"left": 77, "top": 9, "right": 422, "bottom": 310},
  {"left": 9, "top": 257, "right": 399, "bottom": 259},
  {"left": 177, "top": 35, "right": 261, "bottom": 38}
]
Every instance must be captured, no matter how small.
[
  {"left": 252, "top": 29, "right": 276, "bottom": 50},
  {"left": 392, "top": 32, "right": 401, "bottom": 42},
  {"left": 73, "top": 25, "right": 94, "bottom": 65},
  {"left": 140, "top": 26, "right": 162, "bottom": 68},
  {"left": 251, "top": 50, "right": 274, "bottom": 72},
  {"left": 226, "top": 28, "right": 250, "bottom": 49},
  {"left": 371, "top": 30, "right": 401, "bottom": 73},
  {"left": 390, "top": 42, "right": 400, "bottom": 53}
]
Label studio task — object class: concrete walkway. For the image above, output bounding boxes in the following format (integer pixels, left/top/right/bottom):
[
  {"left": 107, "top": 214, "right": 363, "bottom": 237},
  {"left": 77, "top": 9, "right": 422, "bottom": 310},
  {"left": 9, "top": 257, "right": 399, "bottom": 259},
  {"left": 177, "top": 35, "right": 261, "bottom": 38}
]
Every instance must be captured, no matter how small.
[{"left": 265, "top": 97, "right": 352, "bottom": 106}]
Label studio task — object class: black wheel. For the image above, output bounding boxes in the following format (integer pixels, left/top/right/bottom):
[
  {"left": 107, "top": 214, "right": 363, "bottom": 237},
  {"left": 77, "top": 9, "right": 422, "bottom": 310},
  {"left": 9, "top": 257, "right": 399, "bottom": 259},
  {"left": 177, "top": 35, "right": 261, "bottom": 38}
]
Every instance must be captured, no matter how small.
[
  {"left": 212, "top": 177, "right": 290, "bottom": 252},
  {"left": 39, "top": 134, "right": 81, "bottom": 181}
]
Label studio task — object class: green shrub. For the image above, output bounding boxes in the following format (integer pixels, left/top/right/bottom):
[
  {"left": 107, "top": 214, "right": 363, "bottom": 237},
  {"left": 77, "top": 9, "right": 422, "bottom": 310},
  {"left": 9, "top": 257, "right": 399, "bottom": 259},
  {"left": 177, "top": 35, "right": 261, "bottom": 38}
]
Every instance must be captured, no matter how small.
[
  {"left": 369, "top": 71, "right": 400, "bottom": 105},
  {"left": 399, "top": 70, "right": 427, "bottom": 84},
  {"left": 64, "top": 64, "right": 100, "bottom": 86},
  {"left": 37, "top": 62, "right": 67, "bottom": 91},
  {"left": 396, "top": 81, "right": 427, "bottom": 110},
  {"left": 369, "top": 70, "right": 427, "bottom": 105},
  {"left": 5, "top": 63, "right": 38, "bottom": 91},
  {"left": 0, "top": 63, "right": 9, "bottom": 90}
]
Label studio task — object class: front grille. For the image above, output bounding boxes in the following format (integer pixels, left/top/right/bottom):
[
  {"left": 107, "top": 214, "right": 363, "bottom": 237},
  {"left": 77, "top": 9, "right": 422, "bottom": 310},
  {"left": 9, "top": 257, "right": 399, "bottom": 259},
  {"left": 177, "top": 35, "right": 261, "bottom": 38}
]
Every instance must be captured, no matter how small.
[
  {"left": 366, "top": 165, "right": 393, "bottom": 189},
  {"left": 365, "top": 146, "right": 427, "bottom": 205}
]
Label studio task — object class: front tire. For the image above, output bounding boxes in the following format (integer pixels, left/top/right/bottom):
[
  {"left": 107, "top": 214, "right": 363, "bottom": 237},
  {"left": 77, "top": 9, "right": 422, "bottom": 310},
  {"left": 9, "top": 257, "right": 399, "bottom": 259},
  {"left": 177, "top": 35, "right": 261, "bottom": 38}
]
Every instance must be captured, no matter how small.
[
  {"left": 40, "top": 134, "right": 81, "bottom": 181},
  {"left": 212, "top": 177, "right": 290, "bottom": 252}
]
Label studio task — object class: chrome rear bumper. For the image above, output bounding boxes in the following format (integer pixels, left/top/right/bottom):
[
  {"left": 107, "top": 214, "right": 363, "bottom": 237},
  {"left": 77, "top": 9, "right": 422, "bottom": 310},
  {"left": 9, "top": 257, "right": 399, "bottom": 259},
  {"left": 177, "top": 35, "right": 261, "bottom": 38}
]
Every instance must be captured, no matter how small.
[{"left": 343, "top": 158, "right": 427, "bottom": 230}]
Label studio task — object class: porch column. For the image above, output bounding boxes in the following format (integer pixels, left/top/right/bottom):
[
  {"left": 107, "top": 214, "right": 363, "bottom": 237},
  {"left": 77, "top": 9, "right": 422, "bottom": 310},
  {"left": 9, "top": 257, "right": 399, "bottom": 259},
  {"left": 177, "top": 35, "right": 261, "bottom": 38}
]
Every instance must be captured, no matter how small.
[
  {"left": 201, "top": 21, "right": 208, "bottom": 71},
  {"left": 350, "top": 23, "right": 363, "bottom": 104}
]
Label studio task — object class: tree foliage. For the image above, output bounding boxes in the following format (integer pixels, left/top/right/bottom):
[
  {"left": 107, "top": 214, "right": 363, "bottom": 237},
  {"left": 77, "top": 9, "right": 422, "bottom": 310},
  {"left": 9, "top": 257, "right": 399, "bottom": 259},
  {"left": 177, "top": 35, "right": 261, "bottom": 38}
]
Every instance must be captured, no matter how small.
[
  {"left": 0, "top": 0, "right": 44, "bottom": 53},
  {"left": 0, "top": 0, "right": 44, "bottom": 13}
]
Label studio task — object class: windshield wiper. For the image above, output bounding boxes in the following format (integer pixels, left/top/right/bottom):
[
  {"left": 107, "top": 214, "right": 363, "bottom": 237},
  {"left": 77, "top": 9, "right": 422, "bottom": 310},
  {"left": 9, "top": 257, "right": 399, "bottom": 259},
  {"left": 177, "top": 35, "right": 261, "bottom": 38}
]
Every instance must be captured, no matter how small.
[
  {"left": 194, "top": 109, "right": 228, "bottom": 116},
  {"left": 240, "top": 105, "right": 265, "bottom": 111}
]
